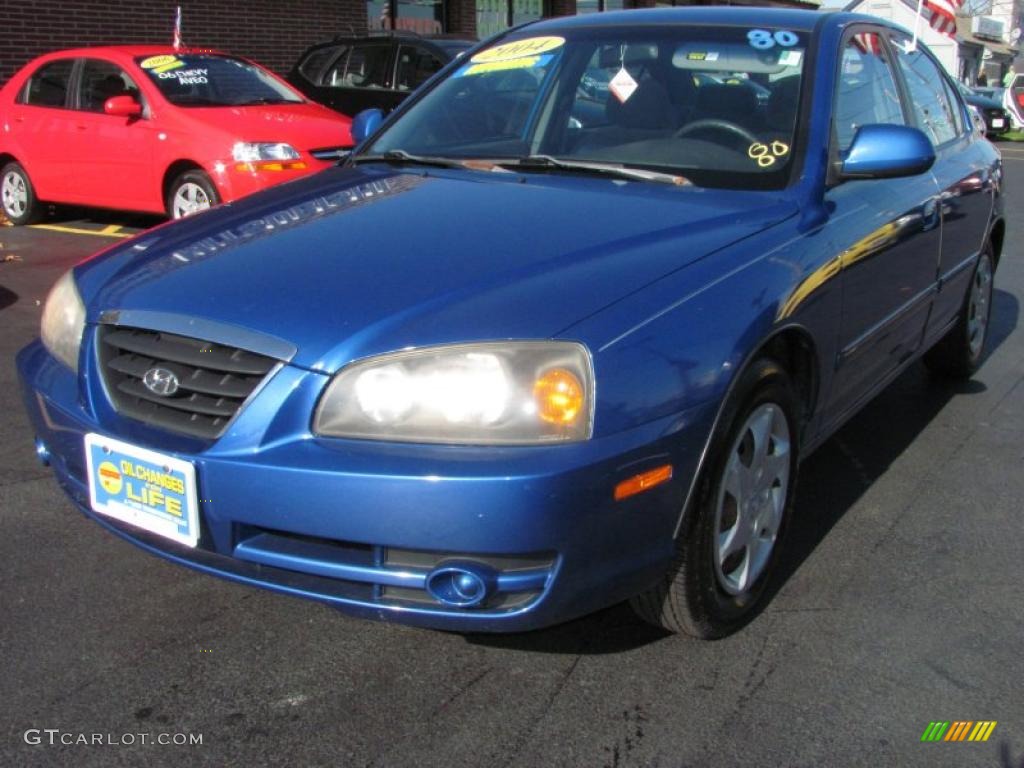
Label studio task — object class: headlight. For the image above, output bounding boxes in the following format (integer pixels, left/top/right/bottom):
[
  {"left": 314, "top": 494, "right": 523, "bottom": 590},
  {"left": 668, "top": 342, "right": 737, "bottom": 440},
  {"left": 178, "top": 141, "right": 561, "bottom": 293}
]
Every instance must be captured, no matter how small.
[
  {"left": 40, "top": 269, "right": 86, "bottom": 373},
  {"left": 314, "top": 342, "right": 594, "bottom": 444},
  {"left": 231, "top": 142, "right": 300, "bottom": 162}
]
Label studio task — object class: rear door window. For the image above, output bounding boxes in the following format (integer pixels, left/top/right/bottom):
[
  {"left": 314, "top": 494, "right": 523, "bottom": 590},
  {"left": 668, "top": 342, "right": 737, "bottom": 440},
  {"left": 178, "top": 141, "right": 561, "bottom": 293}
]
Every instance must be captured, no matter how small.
[
  {"left": 299, "top": 45, "right": 344, "bottom": 84},
  {"left": 395, "top": 45, "right": 445, "bottom": 92},
  {"left": 324, "top": 44, "right": 391, "bottom": 89},
  {"left": 890, "top": 37, "right": 960, "bottom": 146},
  {"left": 21, "top": 59, "right": 76, "bottom": 108}
]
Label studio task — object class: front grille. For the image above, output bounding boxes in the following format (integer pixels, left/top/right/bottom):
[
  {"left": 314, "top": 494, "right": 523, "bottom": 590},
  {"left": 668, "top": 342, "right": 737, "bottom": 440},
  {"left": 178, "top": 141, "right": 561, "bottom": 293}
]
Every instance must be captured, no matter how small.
[
  {"left": 310, "top": 146, "right": 350, "bottom": 161},
  {"left": 98, "top": 326, "right": 278, "bottom": 440}
]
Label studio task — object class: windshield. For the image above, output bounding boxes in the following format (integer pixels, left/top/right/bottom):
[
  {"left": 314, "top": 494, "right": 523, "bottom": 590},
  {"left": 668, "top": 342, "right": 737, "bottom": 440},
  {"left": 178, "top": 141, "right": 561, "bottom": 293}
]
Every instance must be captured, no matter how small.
[
  {"left": 362, "top": 25, "right": 808, "bottom": 189},
  {"left": 136, "top": 54, "right": 304, "bottom": 107}
]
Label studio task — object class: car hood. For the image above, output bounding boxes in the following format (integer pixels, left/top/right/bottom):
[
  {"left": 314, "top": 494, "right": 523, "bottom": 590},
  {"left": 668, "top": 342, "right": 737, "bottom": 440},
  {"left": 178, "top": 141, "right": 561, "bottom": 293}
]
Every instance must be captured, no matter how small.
[
  {"left": 178, "top": 102, "right": 352, "bottom": 149},
  {"left": 78, "top": 166, "right": 796, "bottom": 372}
]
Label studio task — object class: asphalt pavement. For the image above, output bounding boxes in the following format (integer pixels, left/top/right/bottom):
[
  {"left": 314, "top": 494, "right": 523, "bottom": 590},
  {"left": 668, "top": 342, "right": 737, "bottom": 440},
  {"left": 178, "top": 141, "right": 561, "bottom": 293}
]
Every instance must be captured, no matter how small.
[{"left": 2, "top": 167, "right": 1023, "bottom": 768}]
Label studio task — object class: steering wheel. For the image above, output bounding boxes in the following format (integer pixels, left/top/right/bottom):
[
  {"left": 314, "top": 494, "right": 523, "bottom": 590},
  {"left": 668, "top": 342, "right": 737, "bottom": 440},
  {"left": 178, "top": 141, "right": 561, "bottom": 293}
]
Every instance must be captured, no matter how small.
[{"left": 674, "top": 119, "right": 761, "bottom": 147}]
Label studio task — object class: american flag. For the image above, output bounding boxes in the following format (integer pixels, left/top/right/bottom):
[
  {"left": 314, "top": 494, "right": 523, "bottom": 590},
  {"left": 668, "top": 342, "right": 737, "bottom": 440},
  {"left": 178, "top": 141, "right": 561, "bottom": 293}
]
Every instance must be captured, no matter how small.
[
  {"left": 852, "top": 31, "right": 884, "bottom": 55},
  {"left": 173, "top": 6, "right": 183, "bottom": 51},
  {"left": 920, "top": 0, "right": 962, "bottom": 39}
]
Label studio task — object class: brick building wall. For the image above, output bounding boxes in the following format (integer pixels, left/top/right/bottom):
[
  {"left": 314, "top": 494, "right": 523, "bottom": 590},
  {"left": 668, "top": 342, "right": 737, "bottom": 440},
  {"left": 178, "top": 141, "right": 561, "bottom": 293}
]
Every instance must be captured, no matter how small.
[{"left": 0, "top": 0, "right": 367, "bottom": 87}]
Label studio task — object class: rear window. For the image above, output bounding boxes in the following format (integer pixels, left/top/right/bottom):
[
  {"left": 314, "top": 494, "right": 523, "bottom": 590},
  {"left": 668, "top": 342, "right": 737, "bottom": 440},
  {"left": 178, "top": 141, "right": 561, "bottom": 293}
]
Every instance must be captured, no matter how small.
[
  {"left": 21, "top": 59, "right": 75, "bottom": 108},
  {"left": 136, "top": 54, "right": 303, "bottom": 107}
]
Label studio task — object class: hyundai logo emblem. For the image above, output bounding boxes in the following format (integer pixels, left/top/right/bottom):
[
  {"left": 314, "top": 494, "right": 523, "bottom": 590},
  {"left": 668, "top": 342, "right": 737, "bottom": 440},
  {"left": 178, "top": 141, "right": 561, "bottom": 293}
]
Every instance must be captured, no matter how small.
[{"left": 142, "top": 367, "right": 180, "bottom": 397}]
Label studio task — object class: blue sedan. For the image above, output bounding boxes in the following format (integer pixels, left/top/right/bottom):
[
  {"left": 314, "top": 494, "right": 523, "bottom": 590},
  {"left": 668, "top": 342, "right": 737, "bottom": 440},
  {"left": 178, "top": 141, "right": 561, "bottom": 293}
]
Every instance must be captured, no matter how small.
[{"left": 18, "top": 8, "right": 1003, "bottom": 638}]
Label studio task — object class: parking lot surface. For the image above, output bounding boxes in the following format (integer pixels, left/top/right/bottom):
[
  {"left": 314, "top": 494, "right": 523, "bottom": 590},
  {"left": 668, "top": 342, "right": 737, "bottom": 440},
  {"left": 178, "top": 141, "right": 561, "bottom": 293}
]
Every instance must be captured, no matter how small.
[{"left": 2, "top": 163, "right": 1023, "bottom": 768}]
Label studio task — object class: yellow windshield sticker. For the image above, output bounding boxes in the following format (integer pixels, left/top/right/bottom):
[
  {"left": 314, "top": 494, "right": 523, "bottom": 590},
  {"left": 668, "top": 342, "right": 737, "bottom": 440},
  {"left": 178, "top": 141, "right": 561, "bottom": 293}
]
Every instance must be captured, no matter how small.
[
  {"left": 140, "top": 54, "right": 184, "bottom": 74},
  {"left": 470, "top": 36, "right": 565, "bottom": 64},
  {"left": 748, "top": 141, "right": 790, "bottom": 168},
  {"left": 461, "top": 56, "right": 548, "bottom": 77}
]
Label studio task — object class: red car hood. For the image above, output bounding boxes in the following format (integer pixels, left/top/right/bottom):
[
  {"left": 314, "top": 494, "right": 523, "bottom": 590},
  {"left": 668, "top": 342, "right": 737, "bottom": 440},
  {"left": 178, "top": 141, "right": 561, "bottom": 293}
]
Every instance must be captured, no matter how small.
[{"left": 180, "top": 102, "right": 353, "bottom": 150}]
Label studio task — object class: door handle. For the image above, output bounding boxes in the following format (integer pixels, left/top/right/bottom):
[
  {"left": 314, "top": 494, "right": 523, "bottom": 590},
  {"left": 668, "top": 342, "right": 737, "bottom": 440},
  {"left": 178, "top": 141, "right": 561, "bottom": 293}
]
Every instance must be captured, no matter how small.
[{"left": 75, "top": 125, "right": 88, "bottom": 131}]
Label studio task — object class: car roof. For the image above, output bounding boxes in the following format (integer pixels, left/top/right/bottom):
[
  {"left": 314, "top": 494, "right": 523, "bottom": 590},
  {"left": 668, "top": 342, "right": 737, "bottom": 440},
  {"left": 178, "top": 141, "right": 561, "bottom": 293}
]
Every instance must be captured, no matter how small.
[
  {"left": 510, "top": 8, "right": 887, "bottom": 35},
  {"left": 34, "top": 45, "right": 229, "bottom": 60},
  {"left": 301, "top": 33, "right": 474, "bottom": 51}
]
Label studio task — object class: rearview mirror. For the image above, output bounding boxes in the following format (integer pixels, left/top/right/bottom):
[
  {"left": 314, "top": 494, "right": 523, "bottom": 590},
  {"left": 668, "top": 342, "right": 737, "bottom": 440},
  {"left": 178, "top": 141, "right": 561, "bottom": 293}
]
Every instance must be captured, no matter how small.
[
  {"left": 104, "top": 95, "right": 142, "bottom": 118},
  {"left": 351, "top": 108, "right": 384, "bottom": 144},
  {"left": 840, "top": 124, "right": 935, "bottom": 180}
]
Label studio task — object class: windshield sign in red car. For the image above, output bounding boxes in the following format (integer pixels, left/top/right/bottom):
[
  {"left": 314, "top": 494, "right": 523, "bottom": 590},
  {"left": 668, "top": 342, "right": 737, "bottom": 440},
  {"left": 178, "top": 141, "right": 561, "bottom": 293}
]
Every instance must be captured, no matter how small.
[{"left": 0, "top": 46, "right": 353, "bottom": 223}]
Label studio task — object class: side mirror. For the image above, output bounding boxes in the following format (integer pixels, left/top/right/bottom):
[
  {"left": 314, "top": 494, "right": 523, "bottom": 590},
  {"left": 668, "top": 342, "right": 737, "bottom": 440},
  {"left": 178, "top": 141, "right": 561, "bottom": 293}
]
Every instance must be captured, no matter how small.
[
  {"left": 840, "top": 124, "right": 935, "bottom": 180},
  {"left": 104, "top": 95, "right": 143, "bottom": 118},
  {"left": 351, "top": 108, "right": 384, "bottom": 144}
]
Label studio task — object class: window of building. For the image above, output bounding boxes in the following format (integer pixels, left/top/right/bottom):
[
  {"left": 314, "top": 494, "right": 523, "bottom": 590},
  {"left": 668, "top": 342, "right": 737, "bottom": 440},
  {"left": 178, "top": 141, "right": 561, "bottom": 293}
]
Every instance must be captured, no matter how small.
[
  {"left": 369, "top": 0, "right": 445, "bottom": 34},
  {"left": 577, "top": 0, "right": 624, "bottom": 13},
  {"left": 476, "top": 0, "right": 545, "bottom": 40},
  {"left": 20, "top": 58, "right": 75, "bottom": 108}
]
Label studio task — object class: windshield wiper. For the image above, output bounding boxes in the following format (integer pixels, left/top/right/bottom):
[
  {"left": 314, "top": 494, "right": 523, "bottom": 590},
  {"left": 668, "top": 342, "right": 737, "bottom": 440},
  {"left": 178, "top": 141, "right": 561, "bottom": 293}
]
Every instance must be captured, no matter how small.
[
  {"left": 351, "top": 149, "right": 469, "bottom": 169},
  {"left": 498, "top": 155, "right": 690, "bottom": 186},
  {"left": 237, "top": 97, "right": 301, "bottom": 105}
]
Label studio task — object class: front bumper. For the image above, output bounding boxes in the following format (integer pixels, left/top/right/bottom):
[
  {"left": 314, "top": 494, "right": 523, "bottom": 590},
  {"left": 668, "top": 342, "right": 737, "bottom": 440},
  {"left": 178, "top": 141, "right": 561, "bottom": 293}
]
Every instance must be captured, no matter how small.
[
  {"left": 210, "top": 157, "right": 336, "bottom": 203},
  {"left": 17, "top": 337, "right": 713, "bottom": 632}
]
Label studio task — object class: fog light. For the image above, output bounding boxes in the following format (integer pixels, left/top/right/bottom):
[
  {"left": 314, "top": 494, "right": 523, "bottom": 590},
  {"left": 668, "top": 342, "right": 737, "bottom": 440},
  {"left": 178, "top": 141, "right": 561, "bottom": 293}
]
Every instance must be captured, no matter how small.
[{"left": 426, "top": 562, "right": 495, "bottom": 608}]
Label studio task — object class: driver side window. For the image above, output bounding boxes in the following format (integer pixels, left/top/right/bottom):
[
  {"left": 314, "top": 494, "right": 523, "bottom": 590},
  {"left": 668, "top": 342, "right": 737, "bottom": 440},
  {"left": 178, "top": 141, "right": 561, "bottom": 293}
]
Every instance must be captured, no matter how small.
[{"left": 834, "top": 32, "right": 905, "bottom": 152}]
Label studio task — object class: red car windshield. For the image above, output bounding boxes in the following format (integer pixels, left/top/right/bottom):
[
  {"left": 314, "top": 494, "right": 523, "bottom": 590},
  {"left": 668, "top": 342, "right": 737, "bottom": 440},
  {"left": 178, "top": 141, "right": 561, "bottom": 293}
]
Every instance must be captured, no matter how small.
[{"left": 136, "top": 53, "right": 303, "bottom": 107}]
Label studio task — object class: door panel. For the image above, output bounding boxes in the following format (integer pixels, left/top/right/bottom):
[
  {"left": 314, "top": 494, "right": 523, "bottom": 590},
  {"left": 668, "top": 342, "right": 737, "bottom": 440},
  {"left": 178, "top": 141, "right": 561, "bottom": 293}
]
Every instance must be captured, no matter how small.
[
  {"left": 823, "top": 31, "right": 941, "bottom": 421},
  {"left": 888, "top": 34, "right": 994, "bottom": 342},
  {"left": 8, "top": 58, "right": 78, "bottom": 200},
  {"left": 65, "top": 59, "right": 154, "bottom": 209}
]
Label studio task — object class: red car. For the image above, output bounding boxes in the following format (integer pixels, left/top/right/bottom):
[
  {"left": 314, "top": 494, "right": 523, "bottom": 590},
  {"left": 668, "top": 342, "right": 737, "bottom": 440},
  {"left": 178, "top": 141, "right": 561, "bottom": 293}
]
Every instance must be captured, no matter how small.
[{"left": 0, "top": 46, "right": 353, "bottom": 223}]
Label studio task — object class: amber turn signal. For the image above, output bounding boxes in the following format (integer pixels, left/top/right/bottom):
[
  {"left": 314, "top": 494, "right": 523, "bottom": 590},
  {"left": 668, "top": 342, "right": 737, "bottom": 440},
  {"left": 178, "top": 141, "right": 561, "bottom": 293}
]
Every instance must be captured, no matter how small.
[
  {"left": 614, "top": 464, "right": 673, "bottom": 501},
  {"left": 234, "top": 161, "right": 308, "bottom": 173},
  {"left": 533, "top": 368, "right": 585, "bottom": 425}
]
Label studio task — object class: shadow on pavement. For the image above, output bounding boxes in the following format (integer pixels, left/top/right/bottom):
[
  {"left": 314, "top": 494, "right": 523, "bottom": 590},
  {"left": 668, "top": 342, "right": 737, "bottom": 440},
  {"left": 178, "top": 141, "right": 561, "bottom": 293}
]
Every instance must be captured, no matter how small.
[
  {"left": 467, "top": 289, "right": 1019, "bottom": 655},
  {"left": 40, "top": 204, "right": 162, "bottom": 232},
  {"left": 0, "top": 285, "right": 16, "bottom": 311}
]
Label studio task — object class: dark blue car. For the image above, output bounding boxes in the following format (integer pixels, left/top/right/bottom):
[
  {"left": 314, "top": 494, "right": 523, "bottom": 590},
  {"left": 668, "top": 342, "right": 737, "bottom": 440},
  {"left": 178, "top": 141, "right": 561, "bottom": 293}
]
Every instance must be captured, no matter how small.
[{"left": 18, "top": 8, "right": 1003, "bottom": 638}]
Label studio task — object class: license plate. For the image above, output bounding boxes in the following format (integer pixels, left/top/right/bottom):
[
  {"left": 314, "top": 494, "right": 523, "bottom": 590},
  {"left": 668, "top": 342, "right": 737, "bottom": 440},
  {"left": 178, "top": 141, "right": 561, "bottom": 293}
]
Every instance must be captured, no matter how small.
[
  {"left": 992, "top": 118, "right": 1005, "bottom": 128},
  {"left": 84, "top": 434, "right": 199, "bottom": 547}
]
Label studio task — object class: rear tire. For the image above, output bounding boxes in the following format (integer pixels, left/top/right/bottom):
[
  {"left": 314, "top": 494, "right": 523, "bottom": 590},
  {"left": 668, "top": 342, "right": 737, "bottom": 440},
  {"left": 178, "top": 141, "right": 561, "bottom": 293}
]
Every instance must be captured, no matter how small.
[
  {"left": 166, "top": 170, "right": 219, "bottom": 220},
  {"left": 630, "top": 358, "right": 800, "bottom": 639},
  {"left": 924, "top": 245, "right": 994, "bottom": 378},
  {"left": 1, "top": 162, "right": 41, "bottom": 225}
]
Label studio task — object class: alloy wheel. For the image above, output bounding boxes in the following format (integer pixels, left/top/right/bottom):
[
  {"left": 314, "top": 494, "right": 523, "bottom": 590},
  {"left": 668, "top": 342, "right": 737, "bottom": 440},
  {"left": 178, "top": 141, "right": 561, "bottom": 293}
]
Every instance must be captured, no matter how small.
[
  {"left": 172, "top": 182, "right": 212, "bottom": 219},
  {"left": 1, "top": 171, "right": 28, "bottom": 218},
  {"left": 713, "top": 402, "right": 791, "bottom": 596},
  {"left": 967, "top": 254, "right": 993, "bottom": 359}
]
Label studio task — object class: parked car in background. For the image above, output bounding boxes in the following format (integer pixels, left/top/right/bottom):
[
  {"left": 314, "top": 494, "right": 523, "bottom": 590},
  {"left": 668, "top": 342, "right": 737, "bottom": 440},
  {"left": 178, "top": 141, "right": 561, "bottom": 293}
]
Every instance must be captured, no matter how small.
[
  {"left": 287, "top": 31, "right": 474, "bottom": 117},
  {"left": 18, "top": 10, "right": 1003, "bottom": 638},
  {"left": 0, "top": 46, "right": 353, "bottom": 224},
  {"left": 958, "top": 82, "right": 1010, "bottom": 137},
  {"left": 1005, "top": 73, "right": 1024, "bottom": 129}
]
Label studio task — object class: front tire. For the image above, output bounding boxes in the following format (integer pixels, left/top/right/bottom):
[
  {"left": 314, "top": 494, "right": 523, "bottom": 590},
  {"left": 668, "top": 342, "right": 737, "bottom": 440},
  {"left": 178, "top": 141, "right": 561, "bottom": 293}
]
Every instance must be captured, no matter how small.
[
  {"left": 630, "top": 359, "right": 800, "bottom": 638},
  {"left": 166, "top": 170, "right": 219, "bottom": 220},
  {"left": 1, "top": 162, "right": 41, "bottom": 225},
  {"left": 924, "top": 245, "right": 994, "bottom": 378}
]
